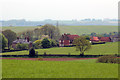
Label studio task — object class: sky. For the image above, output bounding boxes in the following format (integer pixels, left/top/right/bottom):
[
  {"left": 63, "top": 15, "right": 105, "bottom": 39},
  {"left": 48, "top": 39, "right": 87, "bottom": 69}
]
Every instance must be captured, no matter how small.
[{"left": 0, "top": 0, "right": 119, "bottom": 21}]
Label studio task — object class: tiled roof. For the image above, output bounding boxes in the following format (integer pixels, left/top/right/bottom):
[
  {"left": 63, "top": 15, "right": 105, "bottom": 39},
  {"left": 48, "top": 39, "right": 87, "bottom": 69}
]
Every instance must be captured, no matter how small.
[
  {"left": 59, "top": 34, "right": 79, "bottom": 40},
  {"left": 90, "top": 36, "right": 99, "bottom": 41},
  {"left": 100, "top": 37, "right": 111, "bottom": 42},
  {"left": 13, "top": 39, "right": 32, "bottom": 44},
  {"left": 67, "top": 35, "right": 79, "bottom": 40}
]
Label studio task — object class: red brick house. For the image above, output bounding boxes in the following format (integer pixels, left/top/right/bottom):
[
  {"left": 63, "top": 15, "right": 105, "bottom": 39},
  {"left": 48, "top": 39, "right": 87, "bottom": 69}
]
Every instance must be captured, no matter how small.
[{"left": 59, "top": 33, "right": 79, "bottom": 47}]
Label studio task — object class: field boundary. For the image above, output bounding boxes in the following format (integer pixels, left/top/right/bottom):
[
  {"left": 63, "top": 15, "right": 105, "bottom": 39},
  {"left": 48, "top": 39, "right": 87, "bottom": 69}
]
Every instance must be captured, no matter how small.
[
  {"left": 0, "top": 57, "right": 98, "bottom": 61},
  {"left": 0, "top": 54, "right": 104, "bottom": 58}
]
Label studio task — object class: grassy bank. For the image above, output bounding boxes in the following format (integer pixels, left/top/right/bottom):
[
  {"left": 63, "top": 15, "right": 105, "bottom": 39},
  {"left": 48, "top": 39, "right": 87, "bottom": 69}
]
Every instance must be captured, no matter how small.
[{"left": 1, "top": 42, "right": 118, "bottom": 55}]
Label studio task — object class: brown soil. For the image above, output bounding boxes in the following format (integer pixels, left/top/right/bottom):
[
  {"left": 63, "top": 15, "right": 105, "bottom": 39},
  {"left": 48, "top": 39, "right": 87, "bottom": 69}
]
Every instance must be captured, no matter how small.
[{"left": 0, "top": 57, "right": 97, "bottom": 61}]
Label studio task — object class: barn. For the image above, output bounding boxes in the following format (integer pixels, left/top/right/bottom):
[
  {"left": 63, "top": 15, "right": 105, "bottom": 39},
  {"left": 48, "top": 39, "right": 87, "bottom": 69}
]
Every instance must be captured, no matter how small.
[
  {"left": 90, "top": 36, "right": 99, "bottom": 42},
  {"left": 59, "top": 33, "right": 79, "bottom": 47},
  {"left": 99, "top": 37, "right": 111, "bottom": 42},
  {"left": 90, "top": 36, "right": 111, "bottom": 42}
]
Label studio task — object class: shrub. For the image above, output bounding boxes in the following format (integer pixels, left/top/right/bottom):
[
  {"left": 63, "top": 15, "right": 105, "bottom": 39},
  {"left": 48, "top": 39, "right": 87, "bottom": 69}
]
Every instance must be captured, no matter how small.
[
  {"left": 21, "top": 44, "right": 28, "bottom": 50},
  {"left": 0, "top": 33, "right": 8, "bottom": 50},
  {"left": 92, "top": 42, "right": 105, "bottom": 45},
  {"left": 97, "top": 55, "right": 120, "bottom": 64},
  {"left": 40, "top": 38, "right": 58, "bottom": 48},
  {"left": 44, "top": 52, "right": 47, "bottom": 55},
  {"left": 16, "top": 43, "right": 28, "bottom": 50},
  {"left": 50, "top": 40, "right": 55, "bottom": 47},
  {"left": 33, "top": 40, "right": 42, "bottom": 49},
  {"left": 49, "top": 39, "right": 57, "bottom": 47},
  {"left": 16, "top": 44, "right": 22, "bottom": 50},
  {"left": 41, "top": 38, "right": 51, "bottom": 48},
  {"left": 68, "top": 53, "right": 71, "bottom": 56},
  {"left": 29, "top": 47, "right": 38, "bottom": 57},
  {"left": 64, "top": 45, "right": 74, "bottom": 47}
]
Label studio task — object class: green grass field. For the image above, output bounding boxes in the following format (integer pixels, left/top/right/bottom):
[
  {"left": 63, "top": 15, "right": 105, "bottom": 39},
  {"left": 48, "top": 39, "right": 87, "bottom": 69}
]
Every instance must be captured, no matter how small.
[
  {"left": 1, "top": 42, "right": 118, "bottom": 55},
  {"left": 2, "top": 26, "right": 38, "bottom": 33},
  {"left": 2, "top": 25, "right": 118, "bottom": 35},
  {"left": 2, "top": 59, "right": 118, "bottom": 78},
  {"left": 59, "top": 25, "right": 118, "bottom": 35}
]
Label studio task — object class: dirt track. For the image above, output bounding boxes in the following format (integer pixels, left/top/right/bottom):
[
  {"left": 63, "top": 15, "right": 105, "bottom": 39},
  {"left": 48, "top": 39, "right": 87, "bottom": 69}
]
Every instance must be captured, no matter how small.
[{"left": 0, "top": 58, "right": 97, "bottom": 61}]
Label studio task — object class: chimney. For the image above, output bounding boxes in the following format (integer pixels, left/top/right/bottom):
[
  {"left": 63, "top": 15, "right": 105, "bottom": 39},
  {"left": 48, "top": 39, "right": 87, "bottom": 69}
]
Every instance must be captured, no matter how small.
[
  {"left": 27, "top": 37, "right": 29, "bottom": 42},
  {"left": 25, "top": 37, "right": 26, "bottom": 40},
  {"left": 64, "top": 33, "right": 66, "bottom": 35},
  {"left": 17, "top": 37, "right": 19, "bottom": 40}
]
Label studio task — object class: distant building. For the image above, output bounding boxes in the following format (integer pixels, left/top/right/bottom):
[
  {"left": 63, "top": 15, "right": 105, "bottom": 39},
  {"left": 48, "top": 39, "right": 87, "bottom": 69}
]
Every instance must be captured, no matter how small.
[
  {"left": 110, "top": 35, "right": 120, "bottom": 42},
  {"left": 90, "top": 36, "right": 99, "bottom": 42},
  {"left": 12, "top": 37, "right": 32, "bottom": 49},
  {"left": 99, "top": 37, "right": 111, "bottom": 42},
  {"left": 37, "top": 25, "right": 42, "bottom": 26},
  {"left": 90, "top": 36, "right": 111, "bottom": 42},
  {"left": 59, "top": 33, "right": 79, "bottom": 47}
]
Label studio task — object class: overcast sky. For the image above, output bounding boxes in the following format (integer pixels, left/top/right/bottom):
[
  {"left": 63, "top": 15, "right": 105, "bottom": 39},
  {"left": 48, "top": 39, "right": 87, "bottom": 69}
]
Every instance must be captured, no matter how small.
[{"left": 0, "top": 0, "right": 119, "bottom": 21}]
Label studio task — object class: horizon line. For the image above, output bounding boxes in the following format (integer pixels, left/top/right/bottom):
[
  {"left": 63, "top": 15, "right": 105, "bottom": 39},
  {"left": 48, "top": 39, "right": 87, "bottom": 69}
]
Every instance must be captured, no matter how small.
[{"left": 0, "top": 18, "right": 118, "bottom": 21}]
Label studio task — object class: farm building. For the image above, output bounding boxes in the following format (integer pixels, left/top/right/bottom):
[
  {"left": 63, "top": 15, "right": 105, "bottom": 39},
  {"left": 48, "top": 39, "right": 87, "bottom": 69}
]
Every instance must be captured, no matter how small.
[
  {"left": 90, "top": 36, "right": 99, "bottom": 42},
  {"left": 99, "top": 37, "right": 111, "bottom": 42},
  {"left": 59, "top": 33, "right": 79, "bottom": 47},
  {"left": 12, "top": 37, "right": 32, "bottom": 49},
  {"left": 90, "top": 36, "right": 111, "bottom": 42},
  {"left": 110, "top": 35, "right": 120, "bottom": 42}
]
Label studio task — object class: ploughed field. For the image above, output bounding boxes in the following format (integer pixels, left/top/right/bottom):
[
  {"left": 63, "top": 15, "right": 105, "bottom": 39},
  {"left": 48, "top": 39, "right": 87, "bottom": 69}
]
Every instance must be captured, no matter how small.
[
  {"left": 2, "top": 59, "right": 118, "bottom": 78},
  {"left": 2, "top": 25, "right": 118, "bottom": 35},
  {"left": 1, "top": 42, "right": 118, "bottom": 55}
]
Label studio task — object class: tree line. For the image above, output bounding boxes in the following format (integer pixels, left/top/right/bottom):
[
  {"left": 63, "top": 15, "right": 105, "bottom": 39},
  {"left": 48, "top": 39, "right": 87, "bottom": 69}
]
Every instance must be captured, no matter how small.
[
  {"left": 1, "top": 24, "right": 61, "bottom": 50},
  {"left": 17, "top": 24, "right": 61, "bottom": 41}
]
